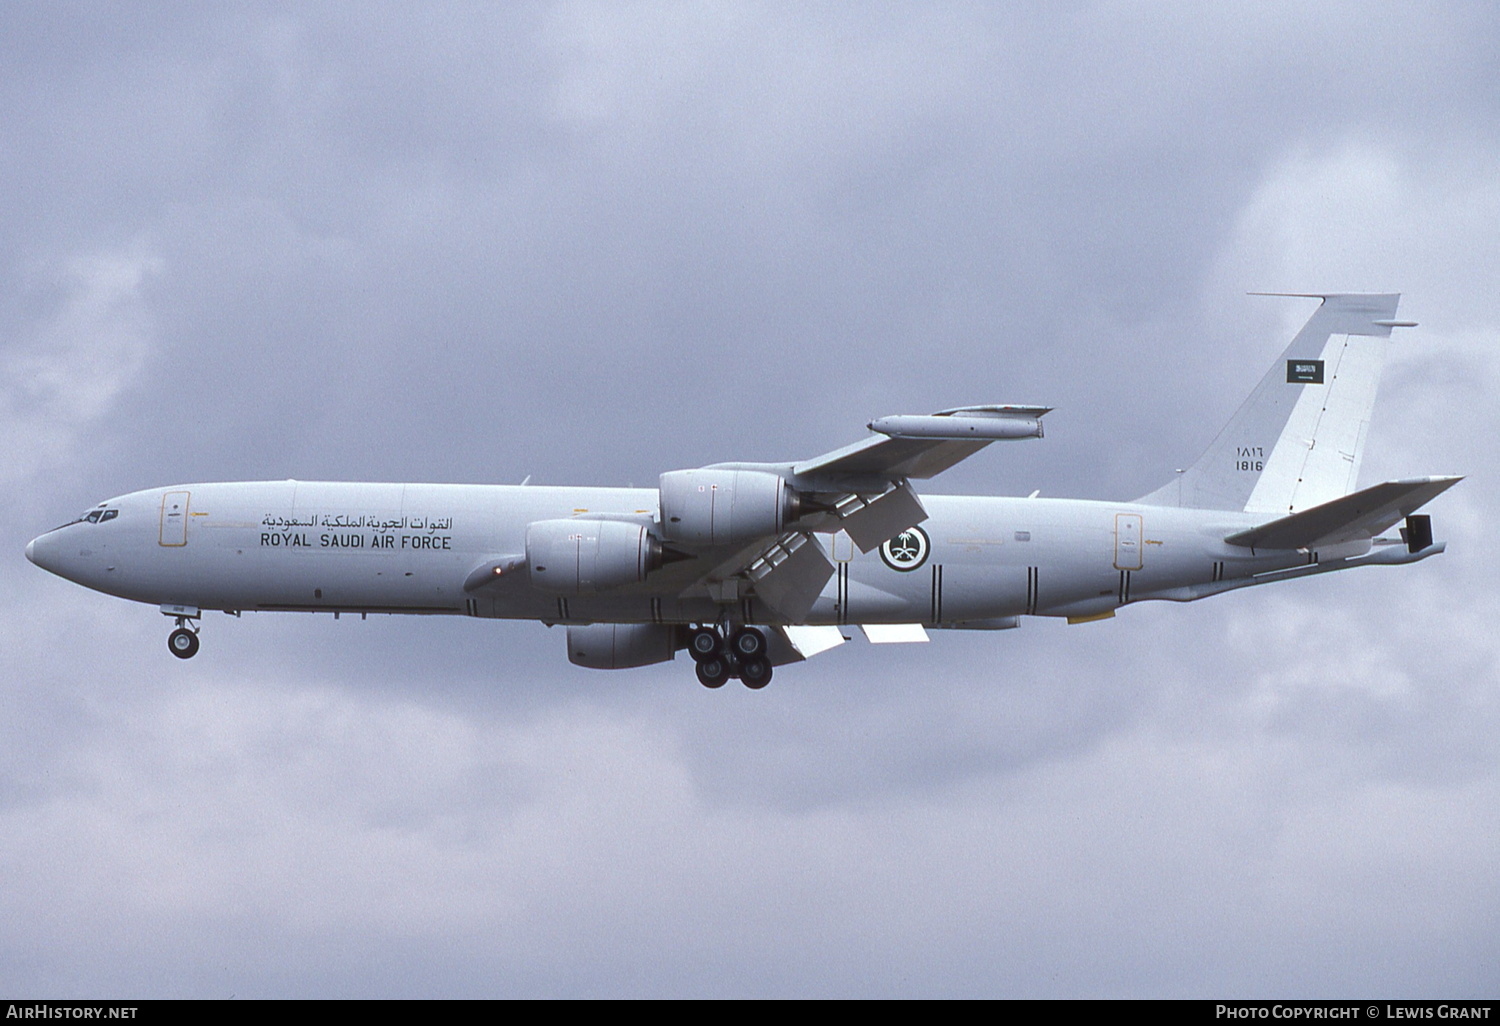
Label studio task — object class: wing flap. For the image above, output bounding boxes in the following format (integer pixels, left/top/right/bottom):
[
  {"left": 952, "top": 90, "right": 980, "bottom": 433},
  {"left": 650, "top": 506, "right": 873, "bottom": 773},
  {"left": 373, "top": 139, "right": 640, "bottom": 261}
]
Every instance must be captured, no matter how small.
[
  {"left": 743, "top": 531, "right": 835, "bottom": 621},
  {"left": 834, "top": 481, "right": 929, "bottom": 552},
  {"left": 861, "top": 623, "right": 931, "bottom": 644},
  {"left": 779, "top": 624, "right": 847, "bottom": 659}
]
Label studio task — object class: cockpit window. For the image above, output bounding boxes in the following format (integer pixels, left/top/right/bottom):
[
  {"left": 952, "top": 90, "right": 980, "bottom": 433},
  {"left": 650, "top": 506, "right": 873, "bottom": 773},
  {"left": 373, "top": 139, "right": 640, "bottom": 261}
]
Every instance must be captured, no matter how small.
[
  {"left": 68, "top": 507, "right": 117, "bottom": 526},
  {"left": 52, "top": 503, "right": 118, "bottom": 531}
]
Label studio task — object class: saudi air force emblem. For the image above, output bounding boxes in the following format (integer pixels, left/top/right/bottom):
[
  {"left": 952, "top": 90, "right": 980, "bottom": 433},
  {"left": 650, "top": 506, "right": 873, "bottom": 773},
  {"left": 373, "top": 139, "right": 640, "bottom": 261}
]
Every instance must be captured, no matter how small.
[{"left": 879, "top": 526, "right": 930, "bottom": 572}]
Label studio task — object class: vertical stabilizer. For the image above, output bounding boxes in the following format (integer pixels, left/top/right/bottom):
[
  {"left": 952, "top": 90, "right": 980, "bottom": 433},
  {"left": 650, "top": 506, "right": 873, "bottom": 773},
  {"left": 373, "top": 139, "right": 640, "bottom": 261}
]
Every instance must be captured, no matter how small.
[{"left": 1137, "top": 294, "right": 1407, "bottom": 513}]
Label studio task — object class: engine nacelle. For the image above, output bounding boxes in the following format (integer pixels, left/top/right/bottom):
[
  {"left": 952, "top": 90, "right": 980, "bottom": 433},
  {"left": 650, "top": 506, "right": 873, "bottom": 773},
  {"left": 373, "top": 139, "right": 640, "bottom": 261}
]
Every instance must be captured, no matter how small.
[
  {"left": 658, "top": 469, "right": 801, "bottom": 546},
  {"left": 526, "top": 519, "right": 664, "bottom": 594},
  {"left": 567, "top": 623, "right": 678, "bottom": 669}
]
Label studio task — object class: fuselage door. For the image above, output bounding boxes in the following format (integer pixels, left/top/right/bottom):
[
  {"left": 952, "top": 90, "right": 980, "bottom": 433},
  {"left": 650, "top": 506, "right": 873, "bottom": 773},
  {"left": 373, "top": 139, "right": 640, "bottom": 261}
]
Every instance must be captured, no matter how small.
[
  {"left": 1114, "top": 513, "right": 1143, "bottom": 570},
  {"left": 160, "top": 491, "right": 190, "bottom": 547},
  {"left": 831, "top": 529, "right": 854, "bottom": 563}
]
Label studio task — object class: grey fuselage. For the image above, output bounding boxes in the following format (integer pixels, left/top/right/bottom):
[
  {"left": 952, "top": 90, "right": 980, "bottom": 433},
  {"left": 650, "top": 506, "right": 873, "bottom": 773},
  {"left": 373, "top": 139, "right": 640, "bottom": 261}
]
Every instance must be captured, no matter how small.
[{"left": 26, "top": 479, "right": 1341, "bottom": 628}]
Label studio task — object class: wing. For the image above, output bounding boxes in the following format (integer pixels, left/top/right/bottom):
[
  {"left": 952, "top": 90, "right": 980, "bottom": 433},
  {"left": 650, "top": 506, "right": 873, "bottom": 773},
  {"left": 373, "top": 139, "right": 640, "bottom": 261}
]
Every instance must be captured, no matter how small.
[
  {"left": 680, "top": 404, "right": 1050, "bottom": 620},
  {"left": 786, "top": 404, "right": 1049, "bottom": 551},
  {"left": 793, "top": 405, "right": 1051, "bottom": 482}
]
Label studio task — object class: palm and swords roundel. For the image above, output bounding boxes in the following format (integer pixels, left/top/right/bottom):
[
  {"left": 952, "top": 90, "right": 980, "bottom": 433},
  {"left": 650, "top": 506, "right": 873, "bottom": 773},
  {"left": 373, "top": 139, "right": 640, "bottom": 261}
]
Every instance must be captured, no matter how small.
[{"left": 878, "top": 525, "right": 930, "bottom": 572}]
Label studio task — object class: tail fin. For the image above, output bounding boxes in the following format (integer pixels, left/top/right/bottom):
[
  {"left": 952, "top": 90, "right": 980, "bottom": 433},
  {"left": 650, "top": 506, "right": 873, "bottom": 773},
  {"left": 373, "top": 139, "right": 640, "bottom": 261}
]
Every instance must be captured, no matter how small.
[{"left": 1137, "top": 293, "right": 1412, "bottom": 514}]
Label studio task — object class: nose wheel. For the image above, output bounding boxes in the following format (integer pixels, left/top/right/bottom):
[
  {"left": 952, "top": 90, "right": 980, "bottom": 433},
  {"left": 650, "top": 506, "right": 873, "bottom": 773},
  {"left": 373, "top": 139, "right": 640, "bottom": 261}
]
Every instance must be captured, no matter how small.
[
  {"left": 168, "top": 626, "right": 200, "bottom": 659},
  {"left": 165, "top": 610, "right": 201, "bottom": 659},
  {"left": 686, "top": 626, "right": 773, "bottom": 689}
]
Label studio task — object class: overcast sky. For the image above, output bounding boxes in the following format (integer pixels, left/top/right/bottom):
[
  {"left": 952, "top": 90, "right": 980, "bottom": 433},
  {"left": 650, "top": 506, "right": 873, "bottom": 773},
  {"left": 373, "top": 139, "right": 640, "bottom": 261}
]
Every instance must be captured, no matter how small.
[{"left": 3, "top": 2, "right": 1498, "bottom": 998}]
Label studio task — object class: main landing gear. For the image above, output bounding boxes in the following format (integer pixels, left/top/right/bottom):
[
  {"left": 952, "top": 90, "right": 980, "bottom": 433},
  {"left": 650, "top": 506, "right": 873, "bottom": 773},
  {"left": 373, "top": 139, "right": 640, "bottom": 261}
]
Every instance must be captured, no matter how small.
[{"left": 687, "top": 625, "right": 773, "bottom": 689}]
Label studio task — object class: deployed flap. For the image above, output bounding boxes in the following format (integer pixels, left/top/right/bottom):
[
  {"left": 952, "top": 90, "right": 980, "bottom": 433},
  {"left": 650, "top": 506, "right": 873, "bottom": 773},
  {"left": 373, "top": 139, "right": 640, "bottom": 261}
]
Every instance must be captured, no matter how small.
[
  {"left": 743, "top": 532, "right": 835, "bottom": 622},
  {"left": 835, "top": 481, "right": 928, "bottom": 552},
  {"left": 861, "top": 623, "right": 931, "bottom": 644},
  {"left": 779, "top": 624, "right": 847, "bottom": 659},
  {"left": 794, "top": 405, "right": 1049, "bottom": 483},
  {"left": 1224, "top": 476, "right": 1462, "bottom": 550}
]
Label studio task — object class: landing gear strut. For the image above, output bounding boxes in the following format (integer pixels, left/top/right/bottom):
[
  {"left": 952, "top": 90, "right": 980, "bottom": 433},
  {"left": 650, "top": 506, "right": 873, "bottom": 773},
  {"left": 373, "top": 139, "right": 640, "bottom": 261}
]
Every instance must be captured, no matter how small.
[{"left": 686, "top": 625, "right": 773, "bottom": 689}]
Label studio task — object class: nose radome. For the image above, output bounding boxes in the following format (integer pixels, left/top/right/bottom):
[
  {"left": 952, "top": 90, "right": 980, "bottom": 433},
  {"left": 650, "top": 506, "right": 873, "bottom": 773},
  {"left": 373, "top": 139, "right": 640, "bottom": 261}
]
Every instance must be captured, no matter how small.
[
  {"left": 26, "top": 531, "right": 82, "bottom": 582},
  {"left": 26, "top": 533, "right": 59, "bottom": 573}
]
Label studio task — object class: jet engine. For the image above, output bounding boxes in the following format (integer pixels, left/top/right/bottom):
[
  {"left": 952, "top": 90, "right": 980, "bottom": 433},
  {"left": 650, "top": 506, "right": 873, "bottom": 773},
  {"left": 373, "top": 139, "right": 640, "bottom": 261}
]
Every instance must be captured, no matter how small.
[
  {"left": 526, "top": 519, "right": 665, "bottom": 594},
  {"left": 567, "top": 623, "right": 678, "bottom": 669},
  {"left": 658, "top": 468, "right": 804, "bottom": 546}
]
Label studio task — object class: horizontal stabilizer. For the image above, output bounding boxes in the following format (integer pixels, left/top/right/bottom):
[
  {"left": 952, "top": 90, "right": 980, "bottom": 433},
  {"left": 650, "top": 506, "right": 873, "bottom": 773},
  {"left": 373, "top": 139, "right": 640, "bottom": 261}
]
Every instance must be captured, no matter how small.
[{"left": 1224, "top": 476, "right": 1462, "bottom": 550}]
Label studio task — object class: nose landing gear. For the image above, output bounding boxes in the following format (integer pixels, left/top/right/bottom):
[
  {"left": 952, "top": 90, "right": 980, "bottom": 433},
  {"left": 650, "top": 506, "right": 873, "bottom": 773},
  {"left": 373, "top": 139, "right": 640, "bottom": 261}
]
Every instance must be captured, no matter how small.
[
  {"left": 686, "top": 625, "right": 773, "bottom": 689},
  {"left": 162, "top": 604, "right": 201, "bottom": 659},
  {"left": 167, "top": 624, "right": 200, "bottom": 659}
]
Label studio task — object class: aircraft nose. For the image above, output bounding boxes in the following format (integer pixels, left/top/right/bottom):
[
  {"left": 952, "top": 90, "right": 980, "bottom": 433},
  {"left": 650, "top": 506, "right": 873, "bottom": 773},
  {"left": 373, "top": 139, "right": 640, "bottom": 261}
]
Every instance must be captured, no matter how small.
[{"left": 25, "top": 531, "right": 63, "bottom": 576}]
